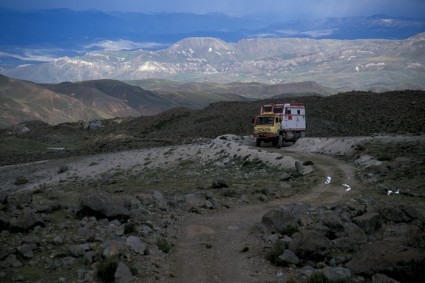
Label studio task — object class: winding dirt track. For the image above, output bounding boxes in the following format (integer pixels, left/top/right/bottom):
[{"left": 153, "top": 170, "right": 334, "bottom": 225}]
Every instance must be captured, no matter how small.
[{"left": 168, "top": 148, "right": 364, "bottom": 283}]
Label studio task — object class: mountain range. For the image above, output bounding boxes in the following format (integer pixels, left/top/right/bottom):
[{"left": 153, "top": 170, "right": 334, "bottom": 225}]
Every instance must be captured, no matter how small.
[
  {"left": 1, "top": 9, "right": 425, "bottom": 90},
  {"left": 3, "top": 33, "right": 425, "bottom": 91},
  {"left": 0, "top": 74, "right": 332, "bottom": 128}
]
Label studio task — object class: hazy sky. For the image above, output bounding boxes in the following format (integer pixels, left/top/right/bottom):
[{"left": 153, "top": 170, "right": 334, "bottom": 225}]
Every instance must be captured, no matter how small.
[{"left": 1, "top": 0, "right": 425, "bottom": 19}]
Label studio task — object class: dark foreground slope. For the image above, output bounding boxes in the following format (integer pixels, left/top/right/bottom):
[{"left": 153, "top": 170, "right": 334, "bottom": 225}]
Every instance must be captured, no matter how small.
[{"left": 1, "top": 90, "right": 424, "bottom": 166}]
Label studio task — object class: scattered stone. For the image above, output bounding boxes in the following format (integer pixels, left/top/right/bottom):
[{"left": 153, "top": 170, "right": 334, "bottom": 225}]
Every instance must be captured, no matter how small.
[
  {"left": 126, "top": 235, "right": 146, "bottom": 255},
  {"left": 279, "top": 172, "right": 291, "bottom": 181},
  {"left": 115, "top": 262, "right": 133, "bottom": 283},
  {"left": 4, "top": 254, "right": 22, "bottom": 267},
  {"left": 372, "top": 273, "right": 400, "bottom": 283},
  {"left": 322, "top": 266, "right": 351, "bottom": 281},
  {"left": 301, "top": 265, "right": 315, "bottom": 277},
  {"left": 17, "top": 244, "right": 33, "bottom": 259},
  {"left": 184, "top": 192, "right": 208, "bottom": 208},
  {"left": 53, "top": 235, "right": 65, "bottom": 245},
  {"left": 278, "top": 249, "right": 299, "bottom": 265},
  {"left": 69, "top": 244, "right": 85, "bottom": 257},
  {"left": 61, "top": 256, "right": 76, "bottom": 269},
  {"left": 295, "top": 161, "right": 304, "bottom": 173},
  {"left": 138, "top": 225, "right": 154, "bottom": 238},
  {"left": 77, "top": 269, "right": 87, "bottom": 281},
  {"left": 103, "top": 240, "right": 128, "bottom": 258},
  {"left": 152, "top": 191, "right": 164, "bottom": 202}
]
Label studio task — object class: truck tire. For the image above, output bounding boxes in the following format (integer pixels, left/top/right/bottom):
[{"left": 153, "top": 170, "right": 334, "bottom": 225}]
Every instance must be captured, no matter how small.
[
  {"left": 276, "top": 136, "right": 283, "bottom": 148},
  {"left": 256, "top": 139, "right": 261, "bottom": 147}
]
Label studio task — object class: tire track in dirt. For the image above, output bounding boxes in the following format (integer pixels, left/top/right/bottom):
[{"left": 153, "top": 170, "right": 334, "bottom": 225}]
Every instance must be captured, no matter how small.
[{"left": 169, "top": 149, "right": 362, "bottom": 282}]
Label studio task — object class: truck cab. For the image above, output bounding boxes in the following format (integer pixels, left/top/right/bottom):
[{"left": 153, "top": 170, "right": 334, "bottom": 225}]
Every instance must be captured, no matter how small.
[{"left": 253, "top": 114, "right": 282, "bottom": 147}]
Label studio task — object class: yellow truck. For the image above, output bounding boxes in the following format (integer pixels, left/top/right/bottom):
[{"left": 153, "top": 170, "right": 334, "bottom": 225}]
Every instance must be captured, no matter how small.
[{"left": 253, "top": 103, "right": 306, "bottom": 147}]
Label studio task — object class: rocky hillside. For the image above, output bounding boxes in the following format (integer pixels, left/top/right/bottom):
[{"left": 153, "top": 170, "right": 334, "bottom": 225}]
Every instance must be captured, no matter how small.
[
  {"left": 0, "top": 134, "right": 424, "bottom": 282},
  {"left": 0, "top": 89, "right": 424, "bottom": 167}
]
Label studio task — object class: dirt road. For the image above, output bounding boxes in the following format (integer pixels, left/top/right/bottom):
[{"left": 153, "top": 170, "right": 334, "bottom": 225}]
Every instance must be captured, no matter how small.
[{"left": 169, "top": 147, "right": 363, "bottom": 283}]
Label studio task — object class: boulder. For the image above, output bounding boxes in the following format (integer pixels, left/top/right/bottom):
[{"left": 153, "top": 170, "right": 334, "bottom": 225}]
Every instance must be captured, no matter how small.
[
  {"left": 295, "top": 161, "right": 314, "bottom": 175},
  {"left": 279, "top": 172, "right": 292, "bottom": 181},
  {"left": 184, "top": 193, "right": 207, "bottom": 208},
  {"left": 262, "top": 203, "right": 310, "bottom": 234},
  {"left": 322, "top": 266, "right": 351, "bottom": 281},
  {"left": 125, "top": 235, "right": 146, "bottom": 255},
  {"left": 79, "top": 190, "right": 130, "bottom": 221},
  {"left": 6, "top": 191, "right": 33, "bottom": 210},
  {"left": 103, "top": 240, "right": 128, "bottom": 258},
  {"left": 332, "top": 223, "right": 367, "bottom": 251},
  {"left": 4, "top": 254, "right": 22, "bottom": 267},
  {"left": 278, "top": 249, "right": 299, "bottom": 265},
  {"left": 69, "top": 244, "right": 85, "bottom": 257},
  {"left": 9, "top": 209, "right": 44, "bottom": 232},
  {"left": 346, "top": 240, "right": 425, "bottom": 282},
  {"left": 322, "top": 212, "right": 344, "bottom": 230},
  {"left": 289, "top": 230, "right": 331, "bottom": 261},
  {"left": 17, "top": 244, "right": 34, "bottom": 259},
  {"left": 379, "top": 205, "right": 420, "bottom": 223},
  {"left": 352, "top": 212, "right": 381, "bottom": 234}
]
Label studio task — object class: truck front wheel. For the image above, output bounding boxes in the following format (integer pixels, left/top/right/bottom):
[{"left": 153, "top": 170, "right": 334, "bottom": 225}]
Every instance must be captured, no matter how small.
[{"left": 275, "top": 136, "right": 283, "bottom": 148}]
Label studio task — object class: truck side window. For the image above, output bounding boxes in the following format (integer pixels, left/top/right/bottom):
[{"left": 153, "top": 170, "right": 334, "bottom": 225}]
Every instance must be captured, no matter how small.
[
  {"left": 297, "top": 110, "right": 301, "bottom": 114},
  {"left": 285, "top": 109, "right": 291, "bottom": 114}
]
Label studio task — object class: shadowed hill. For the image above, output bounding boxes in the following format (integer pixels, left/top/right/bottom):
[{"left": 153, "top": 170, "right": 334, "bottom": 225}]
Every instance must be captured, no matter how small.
[
  {"left": 0, "top": 75, "right": 138, "bottom": 128},
  {"left": 126, "top": 79, "right": 334, "bottom": 99},
  {"left": 114, "top": 90, "right": 425, "bottom": 140}
]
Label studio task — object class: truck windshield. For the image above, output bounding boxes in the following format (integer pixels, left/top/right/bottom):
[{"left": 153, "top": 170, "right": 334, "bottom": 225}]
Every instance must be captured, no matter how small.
[{"left": 255, "top": 117, "right": 274, "bottom": 125}]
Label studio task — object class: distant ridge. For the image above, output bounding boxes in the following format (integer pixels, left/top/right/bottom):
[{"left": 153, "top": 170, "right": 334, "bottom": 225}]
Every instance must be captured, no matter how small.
[{"left": 0, "top": 75, "right": 334, "bottom": 128}]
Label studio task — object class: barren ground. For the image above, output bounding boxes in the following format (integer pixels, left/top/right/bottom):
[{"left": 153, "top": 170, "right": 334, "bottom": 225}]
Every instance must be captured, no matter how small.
[{"left": 0, "top": 135, "right": 424, "bottom": 282}]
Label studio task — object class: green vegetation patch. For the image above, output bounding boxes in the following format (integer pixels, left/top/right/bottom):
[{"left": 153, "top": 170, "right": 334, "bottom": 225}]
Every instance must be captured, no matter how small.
[{"left": 0, "top": 137, "right": 47, "bottom": 153}]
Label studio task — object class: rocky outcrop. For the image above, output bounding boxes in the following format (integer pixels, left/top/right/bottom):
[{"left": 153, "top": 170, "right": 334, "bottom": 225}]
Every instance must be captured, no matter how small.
[
  {"left": 261, "top": 200, "right": 425, "bottom": 282},
  {"left": 78, "top": 189, "right": 130, "bottom": 221}
]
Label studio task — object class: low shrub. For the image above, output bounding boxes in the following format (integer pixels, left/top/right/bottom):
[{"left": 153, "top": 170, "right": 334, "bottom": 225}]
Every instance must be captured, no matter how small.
[
  {"left": 57, "top": 165, "right": 69, "bottom": 174},
  {"left": 14, "top": 176, "right": 29, "bottom": 185},
  {"left": 157, "top": 236, "right": 171, "bottom": 253},
  {"left": 97, "top": 256, "right": 119, "bottom": 283},
  {"left": 265, "top": 241, "right": 285, "bottom": 266},
  {"left": 124, "top": 222, "right": 136, "bottom": 234},
  {"left": 222, "top": 189, "right": 238, "bottom": 197},
  {"left": 280, "top": 224, "right": 299, "bottom": 236}
]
